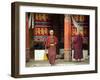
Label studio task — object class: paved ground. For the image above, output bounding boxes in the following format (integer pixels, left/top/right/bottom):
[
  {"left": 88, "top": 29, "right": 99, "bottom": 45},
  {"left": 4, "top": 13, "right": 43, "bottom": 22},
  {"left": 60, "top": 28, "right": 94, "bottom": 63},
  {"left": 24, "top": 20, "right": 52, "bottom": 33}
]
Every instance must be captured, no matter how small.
[{"left": 26, "top": 59, "right": 89, "bottom": 67}]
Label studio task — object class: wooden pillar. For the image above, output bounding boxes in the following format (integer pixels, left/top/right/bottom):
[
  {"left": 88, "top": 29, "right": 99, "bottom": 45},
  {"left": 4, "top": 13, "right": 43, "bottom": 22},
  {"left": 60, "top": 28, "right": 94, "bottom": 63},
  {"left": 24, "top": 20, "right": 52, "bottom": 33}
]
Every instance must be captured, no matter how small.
[
  {"left": 64, "top": 15, "right": 71, "bottom": 61},
  {"left": 26, "top": 13, "right": 30, "bottom": 62}
]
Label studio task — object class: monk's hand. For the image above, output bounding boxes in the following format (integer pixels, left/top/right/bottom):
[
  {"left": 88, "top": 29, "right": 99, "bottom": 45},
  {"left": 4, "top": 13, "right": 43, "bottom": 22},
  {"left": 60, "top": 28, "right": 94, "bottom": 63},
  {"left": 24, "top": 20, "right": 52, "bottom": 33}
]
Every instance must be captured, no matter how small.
[{"left": 50, "top": 44, "right": 55, "bottom": 46}]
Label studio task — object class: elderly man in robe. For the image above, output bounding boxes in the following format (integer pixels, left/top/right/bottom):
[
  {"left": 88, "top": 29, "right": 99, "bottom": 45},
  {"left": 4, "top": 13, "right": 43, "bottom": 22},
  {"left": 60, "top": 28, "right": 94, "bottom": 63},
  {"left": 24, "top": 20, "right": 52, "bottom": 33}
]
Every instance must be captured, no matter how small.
[{"left": 45, "top": 30, "right": 58, "bottom": 66}]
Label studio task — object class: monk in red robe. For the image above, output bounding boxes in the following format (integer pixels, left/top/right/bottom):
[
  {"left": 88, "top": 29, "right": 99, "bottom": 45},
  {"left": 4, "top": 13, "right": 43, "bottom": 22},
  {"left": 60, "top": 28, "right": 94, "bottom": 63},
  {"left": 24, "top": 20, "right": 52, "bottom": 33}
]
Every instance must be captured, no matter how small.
[
  {"left": 73, "top": 31, "right": 83, "bottom": 62},
  {"left": 45, "top": 30, "right": 58, "bottom": 66}
]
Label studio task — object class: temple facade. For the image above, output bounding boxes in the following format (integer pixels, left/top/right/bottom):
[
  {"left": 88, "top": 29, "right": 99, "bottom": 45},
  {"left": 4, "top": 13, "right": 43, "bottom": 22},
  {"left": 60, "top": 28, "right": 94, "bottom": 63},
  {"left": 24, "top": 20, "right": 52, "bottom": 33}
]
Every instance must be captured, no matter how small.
[{"left": 26, "top": 13, "right": 89, "bottom": 62}]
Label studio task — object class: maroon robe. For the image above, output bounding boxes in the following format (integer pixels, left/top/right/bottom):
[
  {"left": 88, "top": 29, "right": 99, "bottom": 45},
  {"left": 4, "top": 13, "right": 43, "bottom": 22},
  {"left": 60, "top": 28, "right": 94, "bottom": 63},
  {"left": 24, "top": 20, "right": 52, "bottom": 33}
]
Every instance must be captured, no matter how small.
[
  {"left": 45, "top": 36, "right": 58, "bottom": 65},
  {"left": 73, "top": 34, "right": 83, "bottom": 60}
]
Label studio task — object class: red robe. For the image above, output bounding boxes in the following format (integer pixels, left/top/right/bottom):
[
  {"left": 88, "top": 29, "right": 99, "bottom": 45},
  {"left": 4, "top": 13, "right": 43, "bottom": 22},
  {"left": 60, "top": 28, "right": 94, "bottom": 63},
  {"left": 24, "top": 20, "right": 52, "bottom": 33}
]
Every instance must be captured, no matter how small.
[
  {"left": 73, "top": 34, "right": 83, "bottom": 60},
  {"left": 45, "top": 36, "right": 58, "bottom": 65}
]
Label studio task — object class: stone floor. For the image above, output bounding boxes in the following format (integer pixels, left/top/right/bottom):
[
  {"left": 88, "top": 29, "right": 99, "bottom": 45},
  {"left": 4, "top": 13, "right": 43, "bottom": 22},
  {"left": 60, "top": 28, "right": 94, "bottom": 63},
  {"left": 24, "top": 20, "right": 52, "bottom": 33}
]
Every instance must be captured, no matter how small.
[{"left": 26, "top": 59, "right": 89, "bottom": 67}]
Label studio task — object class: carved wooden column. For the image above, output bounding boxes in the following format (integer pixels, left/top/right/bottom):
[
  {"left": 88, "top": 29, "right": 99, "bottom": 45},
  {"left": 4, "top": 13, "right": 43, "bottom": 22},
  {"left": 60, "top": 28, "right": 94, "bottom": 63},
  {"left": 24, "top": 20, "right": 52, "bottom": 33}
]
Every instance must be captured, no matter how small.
[
  {"left": 64, "top": 15, "right": 72, "bottom": 61},
  {"left": 26, "top": 13, "right": 30, "bottom": 62}
]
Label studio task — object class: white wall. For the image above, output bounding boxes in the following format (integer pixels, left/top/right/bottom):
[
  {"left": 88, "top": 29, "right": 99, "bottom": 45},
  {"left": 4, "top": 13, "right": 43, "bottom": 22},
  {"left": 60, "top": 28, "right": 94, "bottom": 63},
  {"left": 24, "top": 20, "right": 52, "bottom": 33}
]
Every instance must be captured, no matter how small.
[{"left": 0, "top": 0, "right": 100, "bottom": 80}]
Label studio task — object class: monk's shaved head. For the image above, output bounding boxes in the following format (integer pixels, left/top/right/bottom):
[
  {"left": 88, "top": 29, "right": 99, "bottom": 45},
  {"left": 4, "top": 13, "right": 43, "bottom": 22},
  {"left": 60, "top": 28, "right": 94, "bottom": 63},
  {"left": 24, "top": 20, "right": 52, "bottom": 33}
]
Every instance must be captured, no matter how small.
[{"left": 49, "top": 30, "right": 54, "bottom": 35}]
